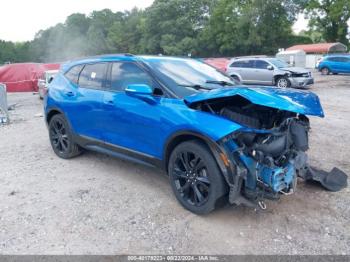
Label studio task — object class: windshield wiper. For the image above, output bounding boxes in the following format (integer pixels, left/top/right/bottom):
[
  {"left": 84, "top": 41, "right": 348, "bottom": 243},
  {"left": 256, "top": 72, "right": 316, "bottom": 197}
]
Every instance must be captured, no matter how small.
[
  {"left": 178, "top": 84, "right": 212, "bottom": 90},
  {"left": 205, "top": 80, "right": 234, "bottom": 86}
]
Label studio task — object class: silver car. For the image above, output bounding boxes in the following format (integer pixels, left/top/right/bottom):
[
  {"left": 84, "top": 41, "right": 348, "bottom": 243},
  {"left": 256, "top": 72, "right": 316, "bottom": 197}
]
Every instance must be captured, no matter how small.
[
  {"left": 226, "top": 57, "right": 314, "bottom": 88},
  {"left": 38, "top": 70, "right": 59, "bottom": 99}
]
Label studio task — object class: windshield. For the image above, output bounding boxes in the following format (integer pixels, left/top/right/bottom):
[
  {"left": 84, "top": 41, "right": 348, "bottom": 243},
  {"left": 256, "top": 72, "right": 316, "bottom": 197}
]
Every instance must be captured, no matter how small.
[
  {"left": 142, "top": 57, "right": 237, "bottom": 98},
  {"left": 267, "top": 58, "right": 290, "bottom": 68}
]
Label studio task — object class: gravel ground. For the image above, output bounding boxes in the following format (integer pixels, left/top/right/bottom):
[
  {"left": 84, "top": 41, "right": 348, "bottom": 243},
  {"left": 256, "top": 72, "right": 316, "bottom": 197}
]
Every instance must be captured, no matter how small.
[{"left": 0, "top": 72, "right": 349, "bottom": 255}]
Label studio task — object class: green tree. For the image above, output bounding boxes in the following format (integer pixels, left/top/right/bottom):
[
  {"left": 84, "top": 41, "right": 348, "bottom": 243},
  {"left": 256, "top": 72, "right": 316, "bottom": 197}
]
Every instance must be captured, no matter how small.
[
  {"left": 201, "top": 0, "right": 302, "bottom": 56},
  {"left": 141, "top": 0, "right": 216, "bottom": 56},
  {"left": 87, "top": 9, "right": 123, "bottom": 54},
  {"left": 305, "top": 0, "right": 350, "bottom": 45},
  {"left": 107, "top": 8, "right": 145, "bottom": 54},
  {"left": 0, "top": 40, "right": 33, "bottom": 64}
]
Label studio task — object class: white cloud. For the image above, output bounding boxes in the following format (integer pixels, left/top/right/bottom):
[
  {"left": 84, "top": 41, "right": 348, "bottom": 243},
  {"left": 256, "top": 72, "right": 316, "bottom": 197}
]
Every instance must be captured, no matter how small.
[{"left": 0, "top": 0, "right": 154, "bottom": 42}]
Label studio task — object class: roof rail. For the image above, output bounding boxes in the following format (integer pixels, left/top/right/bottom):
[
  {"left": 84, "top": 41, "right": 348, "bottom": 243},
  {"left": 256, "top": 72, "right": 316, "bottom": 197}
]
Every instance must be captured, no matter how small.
[
  {"left": 326, "top": 53, "right": 350, "bottom": 56},
  {"left": 231, "top": 55, "right": 268, "bottom": 60}
]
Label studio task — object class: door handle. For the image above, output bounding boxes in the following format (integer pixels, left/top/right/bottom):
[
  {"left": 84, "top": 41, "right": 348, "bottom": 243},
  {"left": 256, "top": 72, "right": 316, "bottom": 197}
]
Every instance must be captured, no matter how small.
[{"left": 65, "top": 91, "right": 75, "bottom": 97}]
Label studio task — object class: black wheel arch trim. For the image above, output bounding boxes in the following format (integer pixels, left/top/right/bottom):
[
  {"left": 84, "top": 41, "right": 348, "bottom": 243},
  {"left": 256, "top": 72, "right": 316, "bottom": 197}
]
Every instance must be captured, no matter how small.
[
  {"left": 46, "top": 107, "right": 65, "bottom": 124},
  {"left": 46, "top": 107, "right": 77, "bottom": 138},
  {"left": 163, "top": 130, "right": 234, "bottom": 179}
]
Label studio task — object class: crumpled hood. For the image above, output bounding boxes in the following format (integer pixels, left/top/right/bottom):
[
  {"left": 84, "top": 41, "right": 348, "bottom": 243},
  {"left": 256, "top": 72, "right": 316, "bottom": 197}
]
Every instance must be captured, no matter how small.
[
  {"left": 280, "top": 67, "right": 310, "bottom": 74},
  {"left": 184, "top": 86, "right": 324, "bottom": 117}
]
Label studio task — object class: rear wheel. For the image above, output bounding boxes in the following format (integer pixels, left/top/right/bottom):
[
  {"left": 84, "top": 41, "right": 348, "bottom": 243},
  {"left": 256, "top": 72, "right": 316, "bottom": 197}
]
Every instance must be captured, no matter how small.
[
  {"left": 321, "top": 67, "right": 330, "bottom": 75},
  {"left": 231, "top": 75, "right": 241, "bottom": 84},
  {"left": 168, "top": 140, "right": 227, "bottom": 214},
  {"left": 49, "top": 114, "right": 82, "bottom": 159},
  {"left": 276, "top": 76, "right": 291, "bottom": 88}
]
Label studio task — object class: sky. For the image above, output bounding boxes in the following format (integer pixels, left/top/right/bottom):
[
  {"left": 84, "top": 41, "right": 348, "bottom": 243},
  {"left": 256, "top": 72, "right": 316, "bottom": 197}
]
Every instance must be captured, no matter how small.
[
  {"left": 0, "top": 0, "right": 154, "bottom": 42},
  {"left": 1, "top": 0, "right": 308, "bottom": 42},
  {"left": 293, "top": 14, "right": 309, "bottom": 34}
]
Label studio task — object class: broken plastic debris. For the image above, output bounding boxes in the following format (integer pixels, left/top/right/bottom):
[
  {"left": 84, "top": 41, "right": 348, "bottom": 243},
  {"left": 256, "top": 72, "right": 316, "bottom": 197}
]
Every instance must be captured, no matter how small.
[{"left": 306, "top": 166, "right": 348, "bottom": 192}]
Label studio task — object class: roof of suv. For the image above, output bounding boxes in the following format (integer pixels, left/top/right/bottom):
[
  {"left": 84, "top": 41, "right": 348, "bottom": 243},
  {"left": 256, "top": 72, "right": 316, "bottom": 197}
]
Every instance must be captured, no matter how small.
[{"left": 61, "top": 54, "right": 195, "bottom": 72}]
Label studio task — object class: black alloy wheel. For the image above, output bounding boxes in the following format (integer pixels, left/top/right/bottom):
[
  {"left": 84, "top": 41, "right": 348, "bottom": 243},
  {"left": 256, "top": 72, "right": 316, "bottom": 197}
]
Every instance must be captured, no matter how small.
[
  {"left": 49, "top": 114, "right": 82, "bottom": 159},
  {"left": 168, "top": 140, "right": 227, "bottom": 214},
  {"left": 50, "top": 117, "right": 69, "bottom": 154},
  {"left": 173, "top": 151, "right": 211, "bottom": 206}
]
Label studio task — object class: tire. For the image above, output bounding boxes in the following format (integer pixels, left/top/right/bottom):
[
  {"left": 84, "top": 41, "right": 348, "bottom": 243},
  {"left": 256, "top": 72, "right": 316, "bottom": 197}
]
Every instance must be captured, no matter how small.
[
  {"left": 276, "top": 76, "right": 291, "bottom": 88},
  {"left": 321, "top": 67, "right": 330, "bottom": 75},
  {"left": 48, "top": 114, "right": 82, "bottom": 159},
  {"left": 168, "top": 140, "right": 227, "bottom": 215},
  {"left": 38, "top": 89, "right": 44, "bottom": 100}
]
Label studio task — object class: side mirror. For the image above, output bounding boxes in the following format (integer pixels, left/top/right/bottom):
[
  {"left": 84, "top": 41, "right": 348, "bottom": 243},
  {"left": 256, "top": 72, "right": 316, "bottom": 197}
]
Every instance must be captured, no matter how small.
[
  {"left": 125, "top": 84, "right": 153, "bottom": 96},
  {"left": 267, "top": 65, "right": 274, "bottom": 70}
]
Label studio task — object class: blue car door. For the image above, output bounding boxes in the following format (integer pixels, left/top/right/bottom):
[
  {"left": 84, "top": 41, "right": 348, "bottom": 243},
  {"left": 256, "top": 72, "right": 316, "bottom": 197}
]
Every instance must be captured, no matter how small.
[
  {"left": 325, "top": 57, "right": 337, "bottom": 72},
  {"left": 64, "top": 63, "right": 108, "bottom": 141},
  {"left": 340, "top": 57, "right": 350, "bottom": 73},
  {"left": 329, "top": 57, "right": 346, "bottom": 73},
  {"left": 101, "top": 62, "right": 163, "bottom": 158}
]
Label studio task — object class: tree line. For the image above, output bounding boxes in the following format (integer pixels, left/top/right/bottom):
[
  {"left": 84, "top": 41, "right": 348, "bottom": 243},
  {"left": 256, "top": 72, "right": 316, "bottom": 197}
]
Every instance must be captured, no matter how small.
[{"left": 1, "top": 0, "right": 349, "bottom": 64}]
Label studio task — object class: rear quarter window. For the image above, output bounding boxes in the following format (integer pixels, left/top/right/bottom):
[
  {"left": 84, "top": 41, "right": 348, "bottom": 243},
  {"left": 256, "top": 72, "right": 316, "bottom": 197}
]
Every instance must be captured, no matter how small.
[
  {"left": 230, "top": 60, "right": 254, "bottom": 68},
  {"left": 65, "top": 65, "right": 84, "bottom": 84},
  {"left": 230, "top": 61, "right": 243, "bottom": 67}
]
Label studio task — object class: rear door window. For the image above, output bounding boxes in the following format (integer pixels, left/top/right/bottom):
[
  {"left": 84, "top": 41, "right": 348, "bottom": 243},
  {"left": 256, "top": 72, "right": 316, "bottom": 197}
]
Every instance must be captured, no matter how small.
[
  {"left": 327, "top": 57, "right": 343, "bottom": 62},
  {"left": 78, "top": 63, "right": 107, "bottom": 89},
  {"left": 254, "top": 60, "right": 270, "bottom": 69},
  {"left": 240, "top": 60, "right": 255, "bottom": 68}
]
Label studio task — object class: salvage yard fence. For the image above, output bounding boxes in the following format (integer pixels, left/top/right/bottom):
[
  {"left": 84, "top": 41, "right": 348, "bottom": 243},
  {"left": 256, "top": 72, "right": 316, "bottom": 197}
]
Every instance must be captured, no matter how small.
[{"left": 0, "top": 83, "right": 9, "bottom": 124}]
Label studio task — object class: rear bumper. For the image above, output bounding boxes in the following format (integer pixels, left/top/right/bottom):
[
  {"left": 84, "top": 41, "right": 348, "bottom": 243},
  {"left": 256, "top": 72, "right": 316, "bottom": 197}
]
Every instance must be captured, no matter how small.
[{"left": 289, "top": 76, "right": 314, "bottom": 88}]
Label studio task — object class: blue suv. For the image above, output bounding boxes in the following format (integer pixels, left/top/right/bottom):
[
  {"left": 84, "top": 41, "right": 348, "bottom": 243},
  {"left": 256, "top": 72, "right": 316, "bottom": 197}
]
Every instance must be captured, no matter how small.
[
  {"left": 45, "top": 54, "right": 327, "bottom": 214},
  {"left": 318, "top": 55, "right": 350, "bottom": 75}
]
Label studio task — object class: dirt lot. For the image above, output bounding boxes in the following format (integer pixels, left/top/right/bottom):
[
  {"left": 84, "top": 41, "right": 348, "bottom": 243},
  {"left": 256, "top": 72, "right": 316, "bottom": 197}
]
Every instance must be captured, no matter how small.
[{"left": 0, "top": 72, "right": 349, "bottom": 255}]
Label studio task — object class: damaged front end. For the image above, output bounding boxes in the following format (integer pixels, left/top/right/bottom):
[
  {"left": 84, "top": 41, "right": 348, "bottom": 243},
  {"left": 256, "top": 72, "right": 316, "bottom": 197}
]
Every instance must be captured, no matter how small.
[
  {"left": 220, "top": 116, "right": 309, "bottom": 207},
  {"left": 186, "top": 87, "right": 347, "bottom": 208}
]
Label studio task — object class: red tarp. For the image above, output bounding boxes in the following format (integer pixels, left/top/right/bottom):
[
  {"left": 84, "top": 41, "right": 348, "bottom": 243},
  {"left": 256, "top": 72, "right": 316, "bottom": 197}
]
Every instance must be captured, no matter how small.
[
  {"left": 0, "top": 63, "right": 60, "bottom": 92},
  {"left": 203, "top": 58, "right": 231, "bottom": 72}
]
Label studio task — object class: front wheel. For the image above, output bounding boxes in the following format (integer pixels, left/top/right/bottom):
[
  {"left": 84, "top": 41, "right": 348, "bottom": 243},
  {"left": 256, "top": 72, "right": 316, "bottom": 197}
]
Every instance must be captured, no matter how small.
[
  {"left": 49, "top": 114, "right": 82, "bottom": 159},
  {"left": 168, "top": 140, "right": 227, "bottom": 214},
  {"left": 321, "top": 67, "right": 330, "bottom": 75},
  {"left": 276, "top": 76, "right": 291, "bottom": 88}
]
